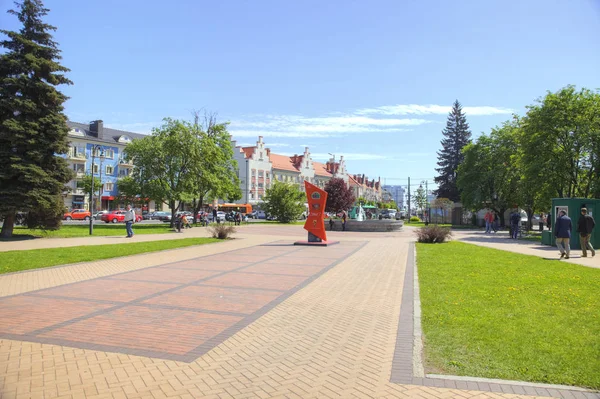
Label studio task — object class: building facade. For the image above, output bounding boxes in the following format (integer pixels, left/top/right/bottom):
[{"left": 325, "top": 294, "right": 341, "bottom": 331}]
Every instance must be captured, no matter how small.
[
  {"left": 62, "top": 120, "right": 146, "bottom": 211},
  {"left": 382, "top": 185, "right": 406, "bottom": 209},
  {"left": 232, "top": 136, "right": 376, "bottom": 206}
]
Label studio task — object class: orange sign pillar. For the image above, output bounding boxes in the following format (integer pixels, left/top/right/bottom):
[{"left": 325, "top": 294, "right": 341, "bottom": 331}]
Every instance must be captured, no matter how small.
[{"left": 303, "top": 181, "right": 328, "bottom": 242}]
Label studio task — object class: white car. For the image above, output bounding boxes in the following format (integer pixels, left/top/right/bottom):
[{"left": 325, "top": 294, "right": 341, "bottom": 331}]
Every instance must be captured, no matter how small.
[{"left": 208, "top": 211, "right": 226, "bottom": 222}]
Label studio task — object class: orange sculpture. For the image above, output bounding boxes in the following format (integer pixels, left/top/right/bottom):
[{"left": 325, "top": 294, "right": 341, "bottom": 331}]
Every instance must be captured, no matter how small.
[{"left": 303, "top": 181, "right": 328, "bottom": 242}]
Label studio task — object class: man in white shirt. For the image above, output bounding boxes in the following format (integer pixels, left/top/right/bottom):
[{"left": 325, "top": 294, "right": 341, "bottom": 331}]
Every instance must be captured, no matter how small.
[{"left": 124, "top": 205, "right": 135, "bottom": 238}]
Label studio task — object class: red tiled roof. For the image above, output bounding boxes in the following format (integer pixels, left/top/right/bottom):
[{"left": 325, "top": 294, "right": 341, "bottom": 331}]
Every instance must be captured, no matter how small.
[
  {"left": 241, "top": 147, "right": 255, "bottom": 159},
  {"left": 313, "top": 161, "right": 332, "bottom": 177},
  {"left": 347, "top": 174, "right": 360, "bottom": 186},
  {"left": 270, "top": 153, "right": 299, "bottom": 173}
]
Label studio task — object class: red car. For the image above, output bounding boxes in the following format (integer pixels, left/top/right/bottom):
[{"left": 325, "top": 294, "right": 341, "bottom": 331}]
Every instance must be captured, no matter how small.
[
  {"left": 63, "top": 209, "right": 91, "bottom": 221},
  {"left": 101, "top": 210, "right": 143, "bottom": 223}
]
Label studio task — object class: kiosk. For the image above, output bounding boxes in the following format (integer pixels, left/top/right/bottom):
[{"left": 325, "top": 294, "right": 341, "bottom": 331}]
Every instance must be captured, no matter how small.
[{"left": 541, "top": 198, "right": 600, "bottom": 250}]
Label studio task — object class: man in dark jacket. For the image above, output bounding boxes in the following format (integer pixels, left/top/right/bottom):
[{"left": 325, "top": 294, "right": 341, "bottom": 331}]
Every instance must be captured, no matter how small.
[
  {"left": 577, "top": 208, "right": 596, "bottom": 257},
  {"left": 554, "top": 210, "right": 572, "bottom": 259},
  {"left": 510, "top": 210, "right": 521, "bottom": 239}
]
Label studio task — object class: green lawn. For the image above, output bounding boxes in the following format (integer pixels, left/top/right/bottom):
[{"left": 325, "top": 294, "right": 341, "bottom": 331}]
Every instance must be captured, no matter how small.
[
  {"left": 11, "top": 223, "right": 177, "bottom": 238},
  {"left": 0, "top": 237, "right": 220, "bottom": 274},
  {"left": 417, "top": 241, "right": 600, "bottom": 389}
]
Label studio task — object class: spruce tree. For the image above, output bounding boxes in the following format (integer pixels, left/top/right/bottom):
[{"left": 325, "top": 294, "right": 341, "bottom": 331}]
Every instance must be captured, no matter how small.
[
  {"left": 0, "top": 0, "right": 73, "bottom": 238},
  {"left": 434, "top": 100, "right": 472, "bottom": 202}
]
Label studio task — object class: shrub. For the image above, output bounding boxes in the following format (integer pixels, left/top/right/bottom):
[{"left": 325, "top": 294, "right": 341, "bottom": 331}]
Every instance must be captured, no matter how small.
[
  {"left": 416, "top": 225, "right": 452, "bottom": 243},
  {"left": 410, "top": 216, "right": 421, "bottom": 222},
  {"left": 209, "top": 225, "right": 236, "bottom": 239}
]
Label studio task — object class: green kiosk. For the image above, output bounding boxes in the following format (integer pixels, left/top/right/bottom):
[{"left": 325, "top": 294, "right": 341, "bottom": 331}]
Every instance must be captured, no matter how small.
[{"left": 541, "top": 198, "right": 600, "bottom": 250}]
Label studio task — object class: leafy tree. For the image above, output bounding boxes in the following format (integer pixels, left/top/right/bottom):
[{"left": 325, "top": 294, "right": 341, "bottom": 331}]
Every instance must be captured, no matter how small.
[
  {"left": 324, "top": 178, "right": 355, "bottom": 213},
  {"left": 80, "top": 175, "right": 102, "bottom": 198},
  {"left": 434, "top": 100, "right": 472, "bottom": 201},
  {"left": 125, "top": 118, "right": 198, "bottom": 226},
  {"left": 262, "top": 181, "right": 305, "bottom": 223},
  {"left": 413, "top": 186, "right": 427, "bottom": 213},
  {"left": 0, "top": 0, "right": 73, "bottom": 237},
  {"left": 457, "top": 120, "right": 521, "bottom": 226},
  {"left": 190, "top": 112, "right": 241, "bottom": 223},
  {"left": 520, "top": 85, "right": 600, "bottom": 201}
]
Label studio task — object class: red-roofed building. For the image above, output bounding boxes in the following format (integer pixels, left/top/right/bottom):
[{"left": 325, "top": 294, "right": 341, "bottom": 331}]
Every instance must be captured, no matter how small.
[{"left": 231, "top": 136, "right": 356, "bottom": 205}]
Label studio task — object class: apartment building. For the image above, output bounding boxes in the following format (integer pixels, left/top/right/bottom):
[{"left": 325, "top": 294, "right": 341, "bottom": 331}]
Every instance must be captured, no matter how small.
[{"left": 63, "top": 120, "right": 147, "bottom": 211}]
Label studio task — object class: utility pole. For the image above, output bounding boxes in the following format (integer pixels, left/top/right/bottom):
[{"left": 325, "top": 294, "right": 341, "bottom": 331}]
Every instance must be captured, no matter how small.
[
  {"left": 425, "top": 180, "right": 429, "bottom": 224},
  {"left": 407, "top": 176, "right": 411, "bottom": 220}
]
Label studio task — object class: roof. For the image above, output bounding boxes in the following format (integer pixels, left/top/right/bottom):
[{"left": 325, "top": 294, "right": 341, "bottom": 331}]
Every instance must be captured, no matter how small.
[
  {"left": 347, "top": 174, "right": 361, "bottom": 186},
  {"left": 270, "top": 153, "right": 299, "bottom": 173},
  {"left": 67, "top": 121, "right": 147, "bottom": 145},
  {"left": 241, "top": 147, "right": 255, "bottom": 159},
  {"left": 312, "top": 161, "right": 332, "bottom": 177}
]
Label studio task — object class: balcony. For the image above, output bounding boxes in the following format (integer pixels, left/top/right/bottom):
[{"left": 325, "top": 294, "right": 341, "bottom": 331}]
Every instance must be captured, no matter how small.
[
  {"left": 68, "top": 152, "right": 87, "bottom": 162},
  {"left": 74, "top": 170, "right": 85, "bottom": 178},
  {"left": 71, "top": 188, "right": 85, "bottom": 195},
  {"left": 119, "top": 159, "right": 133, "bottom": 167}
]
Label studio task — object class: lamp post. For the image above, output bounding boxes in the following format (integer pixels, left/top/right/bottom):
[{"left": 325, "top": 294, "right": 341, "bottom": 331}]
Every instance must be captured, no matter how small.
[{"left": 89, "top": 145, "right": 104, "bottom": 235}]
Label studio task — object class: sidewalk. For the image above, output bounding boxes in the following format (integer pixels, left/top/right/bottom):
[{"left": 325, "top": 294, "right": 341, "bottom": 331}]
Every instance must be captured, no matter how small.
[
  {"left": 451, "top": 229, "right": 600, "bottom": 269},
  {"left": 0, "top": 225, "right": 595, "bottom": 398}
]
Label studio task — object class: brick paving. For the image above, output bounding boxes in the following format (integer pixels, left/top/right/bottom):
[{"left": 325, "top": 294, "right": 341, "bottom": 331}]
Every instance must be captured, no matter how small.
[{"left": 0, "top": 225, "right": 597, "bottom": 398}]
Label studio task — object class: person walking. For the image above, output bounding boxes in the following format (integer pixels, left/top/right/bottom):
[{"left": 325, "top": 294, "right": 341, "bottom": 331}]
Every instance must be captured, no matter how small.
[
  {"left": 212, "top": 208, "right": 219, "bottom": 224},
  {"left": 554, "top": 210, "right": 572, "bottom": 259},
  {"left": 124, "top": 205, "right": 135, "bottom": 238},
  {"left": 577, "top": 208, "right": 596, "bottom": 257},
  {"left": 538, "top": 213, "right": 545, "bottom": 231},
  {"left": 510, "top": 210, "right": 521, "bottom": 239},
  {"left": 484, "top": 210, "right": 493, "bottom": 234}
]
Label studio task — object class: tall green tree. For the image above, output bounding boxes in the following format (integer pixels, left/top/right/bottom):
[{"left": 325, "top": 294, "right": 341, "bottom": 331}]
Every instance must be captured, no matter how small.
[
  {"left": 457, "top": 119, "right": 521, "bottom": 226},
  {"left": 125, "top": 118, "right": 198, "bottom": 227},
  {"left": 262, "top": 181, "right": 305, "bottom": 223},
  {"left": 413, "top": 186, "right": 427, "bottom": 214},
  {"left": 0, "top": 0, "right": 73, "bottom": 237},
  {"left": 434, "top": 100, "right": 472, "bottom": 201},
  {"left": 80, "top": 175, "right": 102, "bottom": 198},
  {"left": 520, "top": 86, "right": 600, "bottom": 201},
  {"left": 190, "top": 112, "right": 241, "bottom": 223}
]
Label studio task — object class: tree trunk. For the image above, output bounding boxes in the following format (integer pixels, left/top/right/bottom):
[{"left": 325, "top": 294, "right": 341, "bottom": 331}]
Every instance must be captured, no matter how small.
[
  {"left": 169, "top": 200, "right": 177, "bottom": 228},
  {"left": 499, "top": 207, "right": 506, "bottom": 228},
  {"left": 0, "top": 212, "right": 16, "bottom": 238},
  {"left": 193, "top": 197, "right": 205, "bottom": 225},
  {"left": 526, "top": 208, "right": 534, "bottom": 231}
]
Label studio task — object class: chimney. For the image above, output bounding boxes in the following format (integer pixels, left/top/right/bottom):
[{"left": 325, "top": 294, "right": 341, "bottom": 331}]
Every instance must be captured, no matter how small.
[{"left": 90, "top": 120, "right": 104, "bottom": 139}]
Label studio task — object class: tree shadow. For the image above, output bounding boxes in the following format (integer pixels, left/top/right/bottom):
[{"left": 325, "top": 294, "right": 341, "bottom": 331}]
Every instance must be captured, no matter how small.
[{"left": 0, "top": 234, "right": 40, "bottom": 241}]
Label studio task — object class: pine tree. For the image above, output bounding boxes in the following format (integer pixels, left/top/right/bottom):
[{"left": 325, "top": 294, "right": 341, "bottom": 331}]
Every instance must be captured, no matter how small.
[
  {"left": 0, "top": 0, "right": 73, "bottom": 238},
  {"left": 434, "top": 100, "right": 472, "bottom": 202}
]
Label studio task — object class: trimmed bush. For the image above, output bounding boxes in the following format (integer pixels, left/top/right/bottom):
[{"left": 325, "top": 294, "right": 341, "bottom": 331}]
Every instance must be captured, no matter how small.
[
  {"left": 410, "top": 216, "right": 421, "bottom": 222},
  {"left": 416, "top": 225, "right": 452, "bottom": 243},
  {"left": 209, "top": 225, "right": 236, "bottom": 239}
]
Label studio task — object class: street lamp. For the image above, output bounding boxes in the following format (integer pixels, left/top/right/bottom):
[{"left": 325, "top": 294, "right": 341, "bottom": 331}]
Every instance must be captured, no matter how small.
[{"left": 89, "top": 145, "right": 104, "bottom": 235}]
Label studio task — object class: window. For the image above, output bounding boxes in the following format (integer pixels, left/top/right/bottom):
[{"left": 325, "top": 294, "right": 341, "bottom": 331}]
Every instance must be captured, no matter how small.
[
  {"left": 73, "top": 164, "right": 84, "bottom": 173},
  {"left": 252, "top": 183, "right": 256, "bottom": 189},
  {"left": 251, "top": 170, "right": 256, "bottom": 176},
  {"left": 105, "top": 165, "right": 114, "bottom": 175},
  {"left": 266, "top": 172, "right": 270, "bottom": 179},
  {"left": 105, "top": 183, "right": 114, "bottom": 191},
  {"left": 92, "top": 164, "right": 99, "bottom": 174},
  {"left": 119, "top": 168, "right": 130, "bottom": 177},
  {"left": 103, "top": 149, "right": 114, "bottom": 159},
  {"left": 258, "top": 171, "right": 264, "bottom": 178},
  {"left": 258, "top": 183, "right": 263, "bottom": 189},
  {"left": 250, "top": 193, "right": 254, "bottom": 199}
]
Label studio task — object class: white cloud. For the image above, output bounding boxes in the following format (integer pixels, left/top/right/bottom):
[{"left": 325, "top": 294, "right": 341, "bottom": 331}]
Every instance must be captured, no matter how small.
[
  {"left": 229, "top": 113, "right": 421, "bottom": 138},
  {"left": 356, "top": 104, "right": 514, "bottom": 116},
  {"left": 310, "top": 152, "right": 388, "bottom": 161}
]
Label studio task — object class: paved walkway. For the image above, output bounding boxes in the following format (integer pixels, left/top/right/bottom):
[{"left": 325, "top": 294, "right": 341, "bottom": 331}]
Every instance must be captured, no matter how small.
[
  {"left": 0, "top": 225, "right": 597, "bottom": 398},
  {"left": 451, "top": 229, "right": 600, "bottom": 269}
]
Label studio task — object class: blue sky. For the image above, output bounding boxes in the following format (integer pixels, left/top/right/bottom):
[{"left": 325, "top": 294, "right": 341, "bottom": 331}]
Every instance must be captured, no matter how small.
[{"left": 2, "top": 0, "right": 599, "bottom": 190}]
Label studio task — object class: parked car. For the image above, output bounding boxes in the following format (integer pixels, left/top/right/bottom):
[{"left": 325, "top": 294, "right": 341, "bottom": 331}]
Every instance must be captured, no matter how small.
[
  {"left": 153, "top": 211, "right": 172, "bottom": 222},
  {"left": 101, "top": 210, "right": 143, "bottom": 223},
  {"left": 207, "top": 211, "right": 226, "bottom": 222},
  {"left": 380, "top": 209, "right": 397, "bottom": 219},
  {"left": 255, "top": 210, "right": 266, "bottom": 220},
  {"left": 248, "top": 210, "right": 258, "bottom": 219},
  {"left": 143, "top": 211, "right": 157, "bottom": 220},
  {"left": 94, "top": 210, "right": 109, "bottom": 220},
  {"left": 64, "top": 209, "right": 91, "bottom": 221}
]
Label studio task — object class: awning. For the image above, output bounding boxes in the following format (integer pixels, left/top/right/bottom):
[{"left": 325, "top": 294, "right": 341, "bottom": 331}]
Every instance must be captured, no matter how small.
[{"left": 102, "top": 196, "right": 115, "bottom": 200}]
